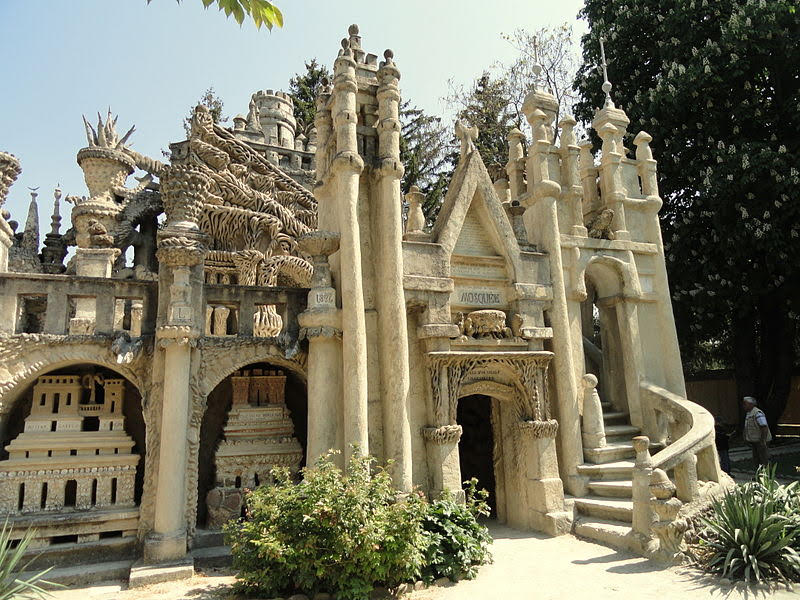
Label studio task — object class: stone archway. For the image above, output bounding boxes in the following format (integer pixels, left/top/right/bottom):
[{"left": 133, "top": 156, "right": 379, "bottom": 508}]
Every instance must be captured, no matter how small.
[
  {"left": 0, "top": 361, "right": 147, "bottom": 549},
  {"left": 195, "top": 346, "right": 307, "bottom": 529}
]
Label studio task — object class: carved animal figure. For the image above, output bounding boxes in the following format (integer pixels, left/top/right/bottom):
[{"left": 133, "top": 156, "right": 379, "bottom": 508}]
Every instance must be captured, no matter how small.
[
  {"left": 86, "top": 219, "right": 114, "bottom": 248},
  {"left": 587, "top": 208, "right": 616, "bottom": 240}
]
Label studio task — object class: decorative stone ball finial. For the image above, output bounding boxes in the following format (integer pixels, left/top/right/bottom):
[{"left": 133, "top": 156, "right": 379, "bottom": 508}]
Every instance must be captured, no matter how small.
[
  {"left": 582, "top": 373, "right": 598, "bottom": 389},
  {"left": 384, "top": 49, "right": 394, "bottom": 62},
  {"left": 348, "top": 24, "right": 359, "bottom": 36}
]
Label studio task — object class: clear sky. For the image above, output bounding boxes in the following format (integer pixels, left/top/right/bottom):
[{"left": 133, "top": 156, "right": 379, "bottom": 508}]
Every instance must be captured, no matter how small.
[{"left": 0, "top": 0, "right": 586, "bottom": 228}]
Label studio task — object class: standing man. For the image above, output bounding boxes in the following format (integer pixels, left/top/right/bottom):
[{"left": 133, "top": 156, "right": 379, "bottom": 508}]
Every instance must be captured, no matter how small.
[{"left": 743, "top": 396, "right": 771, "bottom": 469}]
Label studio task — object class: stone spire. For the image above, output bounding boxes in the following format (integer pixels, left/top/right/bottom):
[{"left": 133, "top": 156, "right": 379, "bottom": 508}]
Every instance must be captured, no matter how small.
[
  {"left": 21, "top": 187, "right": 40, "bottom": 254},
  {"left": 41, "top": 185, "right": 68, "bottom": 273},
  {"left": 599, "top": 35, "right": 614, "bottom": 109}
]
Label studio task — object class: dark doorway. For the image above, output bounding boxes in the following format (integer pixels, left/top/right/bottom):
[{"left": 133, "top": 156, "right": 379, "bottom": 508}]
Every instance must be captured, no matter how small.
[{"left": 457, "top": 394, "right": 497, "bottom": 515}]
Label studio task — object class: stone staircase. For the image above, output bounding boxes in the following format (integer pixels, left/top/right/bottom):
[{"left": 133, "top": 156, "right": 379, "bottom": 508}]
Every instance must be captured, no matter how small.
[
  {"left": 573, "top": 400, "right": 652, "bottom": 551},
  {"left": 191, "top": 528, "right": 232, "bottom": 569}
]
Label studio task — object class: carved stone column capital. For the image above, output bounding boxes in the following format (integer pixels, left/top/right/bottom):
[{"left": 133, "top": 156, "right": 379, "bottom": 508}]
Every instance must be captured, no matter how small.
[
  {"left": 156, "top": 228, "right": 208, "bottom": 267},
  {"left": 422, "top": 424, "right": 463, "bottom": 445},
  {"left": 517, "top": 419, "right": 559, "bottom": 439}
]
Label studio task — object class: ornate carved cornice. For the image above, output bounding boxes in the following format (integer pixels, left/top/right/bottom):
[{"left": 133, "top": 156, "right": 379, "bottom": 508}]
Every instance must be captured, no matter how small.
[
  {"left": 156, "top": 325, "right": 201, "bottom": 348},
  {"left": 422, "top": 424, "right": 463, "bottom": 445},
  {"left": 156, "top": 229, "right": 208, "bottom": 267}
]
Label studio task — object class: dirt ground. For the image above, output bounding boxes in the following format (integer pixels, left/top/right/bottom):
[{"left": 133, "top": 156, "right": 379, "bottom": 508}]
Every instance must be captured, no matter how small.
[{"left": 48, "top": 523, "right": 797, "bottom": 600}]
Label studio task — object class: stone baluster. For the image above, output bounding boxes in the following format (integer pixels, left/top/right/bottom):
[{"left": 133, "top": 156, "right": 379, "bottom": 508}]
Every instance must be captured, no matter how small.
[
  {"left": 631, "top": 436, "right": 654, "bottom": 539},
  {"left": 298, "top": 231, "right": 342, "bottom": 469},
  {"left": 580, "top": 374, "right": 606, "bottom": 449},
  {"left": 506, "top": 128, "right": 526, "bottom": 201},
  {"left": 332, "top": 35, "right": 369, "bottom": 460},
  {"left": 674, "top": 453, "right": 698, "bottom": 503},
  {"left": 634, "top": 131, "right": 659, "bottom": 199},
  {"left": 403, "top": 186, "right": 427, "bottom": 241},
  {"left": 130, "top": 299, "right": 143, "bottom": 337},
  {"left": 213, "top": 306, "right": 229, "bottom": 336},
  {"left": 578, "top": 140, "right": 600, "bottom": 216},
  {"left": 558, "top": 117, "right": 587, "bottom": 236}
]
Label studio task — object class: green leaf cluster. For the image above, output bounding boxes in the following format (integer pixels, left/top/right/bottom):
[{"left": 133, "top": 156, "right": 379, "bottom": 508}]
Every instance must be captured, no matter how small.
[
  {"left": 420, "top": 478, "right": 493, "bottom": 582},
  {"left": 698, "top": 466, "right": 800, "bottom": 583},
  {"left": 0, "top": 519, "right": 60, "bottom": 600},
  {"left": 224, "top": 452, "right": 492, "bottom": 599},
  {"left": 288, "top": 59, "right": 333, "bottom": 139},
  {"left": 150, "top": 0, "right": 283, "bottom": 30}
]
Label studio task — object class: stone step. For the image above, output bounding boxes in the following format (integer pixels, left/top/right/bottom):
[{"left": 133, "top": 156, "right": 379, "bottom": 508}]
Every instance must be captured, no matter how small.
[
  {"left": 600, "top": 401, "right": 613, "bottom": 411},
  {"left": 574, "top": 496, "right": 633, "bottom": 523},
  {"left": 19, "top": 559, "right": 134, "bottom": 588},
  {"left": 603, "top": 424, "right": 640, "bottom": 441},
  {"left": 574, "top": 517, "right": 636, "bottom": 552},
  {"left": 602, "top": 411, "right": 629, "bottom": 425},
  {"left": 192, "top": 545, "right": 232, "bottom": 569},
  {"left": 194, "top": 528, "right": 225, "bottom": 549},
  {"left": 576, "top": 460, "right": 635, "bottom": 480},
  {"left": 22, "top": 537, "right": 136, "bottom": 570},
  {"left": 583, "top": 441, "right": 636, "bottom": 464},
  {"left": 587, "top": 480, "right": 633, "bottom": 498}
]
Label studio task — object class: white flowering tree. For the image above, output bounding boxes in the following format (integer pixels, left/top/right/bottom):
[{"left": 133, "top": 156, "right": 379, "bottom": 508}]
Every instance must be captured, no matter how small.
[{"left": 574, "top": 0, "right": 800, "bottom": 429}]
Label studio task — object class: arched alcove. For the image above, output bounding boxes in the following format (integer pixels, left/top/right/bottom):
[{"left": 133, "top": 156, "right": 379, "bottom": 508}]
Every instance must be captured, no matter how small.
[{"left": 196, "top": 361, "right": 307, "bottom": 527}]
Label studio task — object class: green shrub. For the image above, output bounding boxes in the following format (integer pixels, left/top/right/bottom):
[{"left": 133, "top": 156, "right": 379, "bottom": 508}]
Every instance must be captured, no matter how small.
[
  {"left": 697, "top": 466, "right": 800, "bottom": 583},
  {"left": 0, "top": 519, "right": 58, "bottom": 600},
  {"left": 421, "top": 478, "right": 492, "bottom": 582},
  {"left": 225, "top": 451, "right": 429, "bottom": 600}
]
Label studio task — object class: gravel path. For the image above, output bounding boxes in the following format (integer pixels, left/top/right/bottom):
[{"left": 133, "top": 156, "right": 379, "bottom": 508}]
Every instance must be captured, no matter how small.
[{"left": 49, "top": 522, "right": 796, "bottom": 600}]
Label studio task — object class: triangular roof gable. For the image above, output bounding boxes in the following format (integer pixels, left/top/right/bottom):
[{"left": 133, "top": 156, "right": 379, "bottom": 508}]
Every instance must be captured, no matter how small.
[{"left": 431, "top": 149, "right": 524, "bottom": 278}]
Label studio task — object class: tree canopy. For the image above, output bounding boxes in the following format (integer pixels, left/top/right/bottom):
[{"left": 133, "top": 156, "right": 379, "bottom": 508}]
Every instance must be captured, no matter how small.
[
  {"left": 288, "top": 59, "right": 332, "bottom": 139},
  {"left": 574, "top": 0, "right": 800, "bottom": 427}
]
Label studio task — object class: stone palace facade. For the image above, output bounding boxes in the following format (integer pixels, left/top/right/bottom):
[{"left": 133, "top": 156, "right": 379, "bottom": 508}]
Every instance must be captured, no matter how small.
[{"left": 0, "top": 25, "right": 728, "bottom": 584}]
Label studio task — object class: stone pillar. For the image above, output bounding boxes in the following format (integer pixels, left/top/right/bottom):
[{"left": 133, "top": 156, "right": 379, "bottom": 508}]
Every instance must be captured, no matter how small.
[
  {"left": 506, "top": 129, "right": 526, "bottom": 201},
  {"left": 374, "top": 50, "right": 413, "bottom": 491},
  {"left": 70, "top": 247, "right": 121, "bottom": 334},
  {"left": 558, "top": 117, "right": 587, "bottom": 237},
  {"left": 631, "top": 436, "right": 654, "bottom": 539},
  {"left": 22, "top": 481, "right": 43, "bottom": 513},
  {"left": 516, "top": 421, "right": 571, "bottom": 536},
  {"left": 144, "top": 165, "right": 208, "bottom": 565},
  {"left": 95, "top": 477, "right": 112, "bottom": 507},
  {"left": 581, "top": 373, "right": 606, "bottom": 449},
  {"left": 332, "top": 37, "right": 369, "bottom": 459},
  {"left": 298, "top": 231, "right": 343, "bottom": 468},
  {"left": 521, "top": 90, "right": 585, "bottom": 495},
  {"left": 46, "top": 479, "right": 66, "bottom": 510},
  {"left": 593, "top": 106, "right": 631, "bottom": 240},
  {"left": 423, "top": 425, "right": 463, "bottom": 500}
]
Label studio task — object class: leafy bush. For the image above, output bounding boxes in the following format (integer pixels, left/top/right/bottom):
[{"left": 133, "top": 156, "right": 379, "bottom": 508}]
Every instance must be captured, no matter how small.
[
  {"left": 0, "top": 519, "right": 58, "bottom": 600},
  {"left": 225, "top": 451, "right": 429, "bottom": 600},
  {"left": 421, "top": 478, "right": 492, "bottom": 582},
  {"left": 697, "top": 466, "right": 800, "bottom": 583}
]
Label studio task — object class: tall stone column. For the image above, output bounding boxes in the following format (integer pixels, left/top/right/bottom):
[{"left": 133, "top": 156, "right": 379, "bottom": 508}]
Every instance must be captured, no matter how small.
[
  {"left": 298, "top": 231, "right": 343, "bottom": 468},
  {"left": 522, "top": 90, "right": 585, "bottom": 496},
  {"left": 375, "top": 50, "right": 412, "bottom": 491},
  {"left": 331, "top": 37, "right": 369, "bottom": 459},
  {"left": 144, "top": 165, "right": 208, "bottom": 565}
]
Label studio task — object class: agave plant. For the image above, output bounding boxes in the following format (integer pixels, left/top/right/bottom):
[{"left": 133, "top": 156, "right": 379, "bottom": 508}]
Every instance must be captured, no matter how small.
[
  {"left": 0, "top": 519, "right": 58, "bottom": 600},
  {"left": 699, "top": 466, "right": 800, "bottom": 583}
]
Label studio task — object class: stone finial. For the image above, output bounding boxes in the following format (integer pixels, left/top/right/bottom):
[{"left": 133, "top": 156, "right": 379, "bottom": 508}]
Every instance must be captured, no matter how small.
[
  {"left": 405, "top": 186, "right": 426, "bottom": 235},
  {"left": 632, "top": 435, "right": 653, "bottom": 468},
  {"left": 455, "top": 120, "right": 479, "bottom": 158},
  {"left": 634, "top": 131, "right": 654, "bottom": 161},
  {"left": 529, "top": 108, "right": 549, "bottom": 143},
  {"left": 233, "top": 114, "right": 247, "bottom": 131},
  {"left": 49, "top": 185, "right": 62, "bottom": 235},
  {"left": 599, "top": 35, "right": 614, "bottom": 109},
  {"left": 599, "top": 123, "right": 619, "bottom": 155},
  {"left": 507, "top": 128, "right": 525, "bottom": 159},
  {"left": 245, "top": 97, "right": 263, "bottom": 133}
]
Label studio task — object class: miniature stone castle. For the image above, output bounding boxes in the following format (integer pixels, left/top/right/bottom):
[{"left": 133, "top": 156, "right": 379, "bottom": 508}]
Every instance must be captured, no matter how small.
[{"left": 0, "top": 25, "right": 728, "bottom": 584}]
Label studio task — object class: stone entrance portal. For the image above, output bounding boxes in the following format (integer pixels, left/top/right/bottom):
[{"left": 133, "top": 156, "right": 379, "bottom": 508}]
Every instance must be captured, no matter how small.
[{"left": 424, "top": 351, "right": 570, "bottom": 535}]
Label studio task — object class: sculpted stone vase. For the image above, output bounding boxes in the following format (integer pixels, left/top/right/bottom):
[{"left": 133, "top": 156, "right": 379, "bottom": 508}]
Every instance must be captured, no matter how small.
[
  {"left": 72, "top": 147, "right": 135, "bottom": 248},
  {"left": 0, "top": 151, "right": 21, "bottom": 208}
]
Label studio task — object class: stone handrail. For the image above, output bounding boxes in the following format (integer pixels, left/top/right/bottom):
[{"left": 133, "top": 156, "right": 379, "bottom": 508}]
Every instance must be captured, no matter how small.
[
  {"left": 631, "top": 380, "right": 723, "bottom": 550},
  {"left": 641, "top": 380, "right": 717, "bottom": 478}
]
